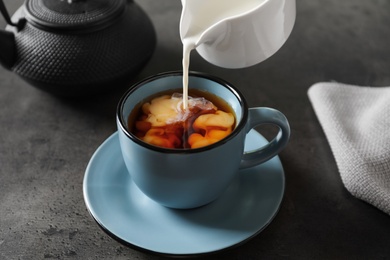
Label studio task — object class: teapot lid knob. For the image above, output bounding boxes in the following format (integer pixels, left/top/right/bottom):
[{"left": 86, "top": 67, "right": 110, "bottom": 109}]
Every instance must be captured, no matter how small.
[{"left": 24, "top": 0, "right": 126, "bottom": 31}]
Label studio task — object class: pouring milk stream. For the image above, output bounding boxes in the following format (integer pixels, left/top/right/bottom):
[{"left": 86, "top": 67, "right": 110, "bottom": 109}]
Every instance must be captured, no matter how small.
[
  {"left": 180, "top": 0, "right": 266, "bottom": 109},
  {"left": 179, "top": 0, "right": 296, "bottom": 109}
]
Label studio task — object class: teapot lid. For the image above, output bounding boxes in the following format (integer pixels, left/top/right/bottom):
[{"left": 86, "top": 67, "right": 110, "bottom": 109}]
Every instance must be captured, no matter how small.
[{"left": 24, "top": 0, "right": 126, "bottom": 31}]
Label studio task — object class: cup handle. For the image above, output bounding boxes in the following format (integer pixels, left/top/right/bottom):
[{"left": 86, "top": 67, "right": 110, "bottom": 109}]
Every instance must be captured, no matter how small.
[{"left": 239, "top": 107, "right": 290, "bottom": 169}]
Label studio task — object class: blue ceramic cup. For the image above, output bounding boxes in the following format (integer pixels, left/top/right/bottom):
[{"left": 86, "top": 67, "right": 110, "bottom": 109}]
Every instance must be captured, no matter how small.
[{"left": 116, "top": 71, "right": 290, "bottom": 209}]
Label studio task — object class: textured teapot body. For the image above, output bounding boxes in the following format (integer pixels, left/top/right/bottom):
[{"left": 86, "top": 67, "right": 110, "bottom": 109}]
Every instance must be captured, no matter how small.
[{"left": 0, "top": 0, "right": 156, "bottom": 96}]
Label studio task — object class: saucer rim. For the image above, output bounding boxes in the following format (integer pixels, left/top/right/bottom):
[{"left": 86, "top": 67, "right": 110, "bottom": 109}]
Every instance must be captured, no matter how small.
[
  {"left": 89, "top": 206, "right": 281, "bottom": 258},
  {"left": 83, "top": 131, "right": 285, "bottom": 257}
]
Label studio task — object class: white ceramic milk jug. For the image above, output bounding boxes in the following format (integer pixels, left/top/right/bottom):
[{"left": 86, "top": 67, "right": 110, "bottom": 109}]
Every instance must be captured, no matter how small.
[{"left": 180, "top": 0, "right": 296, "bottom": 69}]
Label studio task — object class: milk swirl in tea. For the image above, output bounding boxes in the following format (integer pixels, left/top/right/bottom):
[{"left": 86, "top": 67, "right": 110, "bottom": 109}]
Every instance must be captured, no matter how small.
[{"left": 129, "top": 89, "right": 235, "bottom": 149}]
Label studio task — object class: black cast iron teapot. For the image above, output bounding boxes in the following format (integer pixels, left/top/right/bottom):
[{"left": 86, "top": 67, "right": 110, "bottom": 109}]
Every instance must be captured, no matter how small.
[{"left": 0, "top": 0, "right": 156, "bottom": 96}]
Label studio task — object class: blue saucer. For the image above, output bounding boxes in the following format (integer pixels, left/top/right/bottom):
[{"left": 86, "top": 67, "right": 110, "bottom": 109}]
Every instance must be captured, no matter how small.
[{"left": 83, "top": 130, "right": 285, "bottom": 257}]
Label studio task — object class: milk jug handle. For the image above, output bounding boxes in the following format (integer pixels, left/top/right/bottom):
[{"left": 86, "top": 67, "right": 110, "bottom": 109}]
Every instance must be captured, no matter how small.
[{"left": 239, "top": 107, "right": 290, "bottom": 169}]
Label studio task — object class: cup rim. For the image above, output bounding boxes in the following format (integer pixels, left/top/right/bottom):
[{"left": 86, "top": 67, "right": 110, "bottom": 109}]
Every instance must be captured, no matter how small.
[{"left": 116, "top": 71, "right": 249, "bottom": 154}]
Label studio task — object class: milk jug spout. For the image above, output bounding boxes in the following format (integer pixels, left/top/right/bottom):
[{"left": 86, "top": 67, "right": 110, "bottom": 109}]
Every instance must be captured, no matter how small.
[{"left": 180, "top": 0, "right": 296, "bottom": 69}]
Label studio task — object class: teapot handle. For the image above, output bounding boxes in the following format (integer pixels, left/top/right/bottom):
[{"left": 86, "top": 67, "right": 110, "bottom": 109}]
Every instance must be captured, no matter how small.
[
  {"left": 0, "top": 0, "right": 18, "bottom": 69},
  {"left": 0, "top": 0, "right": 24, "bottom": 30}
]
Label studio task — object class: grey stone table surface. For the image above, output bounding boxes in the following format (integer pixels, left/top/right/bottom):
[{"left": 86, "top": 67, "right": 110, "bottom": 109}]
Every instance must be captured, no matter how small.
[{"left": 1, "top": 0, "right": 390, "bottom": 259}]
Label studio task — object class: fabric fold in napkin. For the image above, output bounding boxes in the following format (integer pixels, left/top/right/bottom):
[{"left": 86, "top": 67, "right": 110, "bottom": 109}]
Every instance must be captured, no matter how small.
[{"left": 308, "top": 82, "right": 390, "bottom": 215}]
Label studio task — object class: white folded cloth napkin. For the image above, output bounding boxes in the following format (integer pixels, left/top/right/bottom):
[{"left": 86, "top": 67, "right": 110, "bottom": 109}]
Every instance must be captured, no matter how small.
[{"left": 308, "top": 82, "right": 390, "bottom": 215}]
